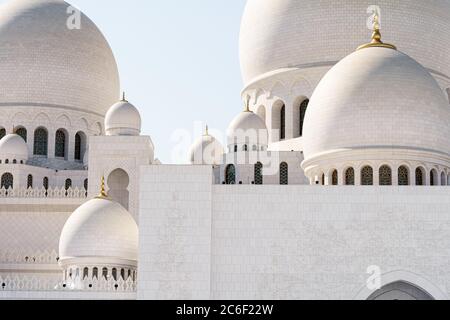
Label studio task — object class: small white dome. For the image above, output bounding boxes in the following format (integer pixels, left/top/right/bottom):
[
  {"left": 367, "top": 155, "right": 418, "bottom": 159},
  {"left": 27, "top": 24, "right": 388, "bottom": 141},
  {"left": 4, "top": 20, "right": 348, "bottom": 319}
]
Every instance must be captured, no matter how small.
[
  {"left": 0, "top": 133, "right": 28, "bottom": 162},
  {"left": 105, "top": 99, "right": 141, "bottom": 136},
  {"left": 227, "top": 110, "right": 268, "bottom": 149},
  {"left": 59, "top": 197, "right": 138, "bottom": 266},
  {"left": 302, "top": 46, "right": 450, "bottom": 172},
  {"left": 189, "top": 132, "right": 224, "bottom": 165}
]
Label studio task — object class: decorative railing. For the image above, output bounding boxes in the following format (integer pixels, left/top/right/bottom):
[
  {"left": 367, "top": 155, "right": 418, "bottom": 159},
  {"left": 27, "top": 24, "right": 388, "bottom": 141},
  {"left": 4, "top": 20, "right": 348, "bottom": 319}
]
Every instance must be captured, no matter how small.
[
  {"left": 0, "top": 275, "right": 136, "bottom": 293},
  {"left": 0, "top": 187, "right": 87, "bottom": 199},
  {"left": 0, "top": 249, "right": 59, "bottom": 264}
]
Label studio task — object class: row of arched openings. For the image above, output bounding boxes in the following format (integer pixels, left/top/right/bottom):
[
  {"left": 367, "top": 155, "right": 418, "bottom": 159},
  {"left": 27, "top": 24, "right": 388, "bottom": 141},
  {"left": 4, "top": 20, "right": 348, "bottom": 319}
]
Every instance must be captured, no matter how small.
[
  {"left": 34, "top": 128, "right": 86, "bottom": 160},
  {"left": 224, "top": 162, "right": 289, "bottom": 185},
  {"left": 0, "top": 173, "right": 87, "bottom": 192},
  {"left": 333, "top": 166, "right": 446, "bottom": 186},
  {"left": 66, "top": 267, "right": 136, "bottom": 282},
  {"left": 3, "top": 127, "right": 86, "bottom": 160}
]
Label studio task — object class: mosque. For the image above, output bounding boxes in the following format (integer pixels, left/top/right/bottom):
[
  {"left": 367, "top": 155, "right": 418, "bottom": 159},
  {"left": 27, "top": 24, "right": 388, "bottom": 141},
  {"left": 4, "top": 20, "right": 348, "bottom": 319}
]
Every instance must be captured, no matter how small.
[{"left": 0, "top": 0, "right": 450, "bottom": 300}]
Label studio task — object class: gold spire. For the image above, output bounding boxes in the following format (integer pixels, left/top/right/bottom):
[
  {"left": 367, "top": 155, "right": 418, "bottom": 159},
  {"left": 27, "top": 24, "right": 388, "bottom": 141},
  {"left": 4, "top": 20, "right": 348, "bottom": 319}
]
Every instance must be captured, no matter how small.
[
  {"left": 204, "top": 124, "right": 209, "bottom": 136},
  {"left": 121, "top": 91, "right": 128, "bottom": 102},
  {"left": 96, "top": 176, "right": 108, "bottom": 199},
  {"left": 357, "top": 12, "right": 396, "bottom": 51}
]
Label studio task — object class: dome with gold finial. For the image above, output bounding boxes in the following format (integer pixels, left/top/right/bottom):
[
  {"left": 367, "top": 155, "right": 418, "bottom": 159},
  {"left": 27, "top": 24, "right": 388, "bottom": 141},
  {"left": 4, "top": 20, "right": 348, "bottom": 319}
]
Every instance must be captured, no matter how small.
[
  {"left": 302, "top": 19, "right": 450, "bottom": 181},
  {"left": 189, "top": 125, "right": 224, "bottom": 165},
  {"left": 105, "top": 92, "right": 142, "bottom": 136},
  {"left": 58, "top": 176, "right": 138, "bottom": 284}
]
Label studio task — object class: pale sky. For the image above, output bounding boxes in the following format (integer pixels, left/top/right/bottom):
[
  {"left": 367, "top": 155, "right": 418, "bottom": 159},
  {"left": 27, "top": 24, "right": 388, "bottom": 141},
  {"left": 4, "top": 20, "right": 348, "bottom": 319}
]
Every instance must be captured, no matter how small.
[{"left": 2, "top": 0, "right": 247, "bottom": 163}]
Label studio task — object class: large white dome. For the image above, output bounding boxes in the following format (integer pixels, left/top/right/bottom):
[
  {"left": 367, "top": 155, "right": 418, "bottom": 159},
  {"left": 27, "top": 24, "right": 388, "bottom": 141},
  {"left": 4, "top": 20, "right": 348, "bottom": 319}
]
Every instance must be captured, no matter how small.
[
  {"left": 302, "top": 46, "right": 450, "bottom": 166},
  {"left": 189, "top": 131, "right": 224, "bottom": 165},
  {"left": 0, "top": 0, "right": 120, "bottom": 116},
  {"left": 240, "top": 0, "right": 450, "bottom": 86},
  {"left": 59, "top": 197, "right": 138, "bottom": 266}
]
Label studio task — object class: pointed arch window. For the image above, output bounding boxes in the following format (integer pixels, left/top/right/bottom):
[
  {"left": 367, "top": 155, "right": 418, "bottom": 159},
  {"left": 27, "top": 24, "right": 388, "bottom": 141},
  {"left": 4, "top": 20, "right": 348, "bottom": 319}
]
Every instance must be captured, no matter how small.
[
  {"left": 254, "top": 162, "right": 263, "bottom": 185},
  {"left": 33, "top": 128, "right": 48, "bottom": 156},
  {"left": 280, "top": 162, "right": 288, "bottom": 185},
  {"left": 280, "top": 104, "right": 286, "bottom": 140},
  {"left": 379, "top": 165, "right": 392, "bottom": 186},
  {"left": 65, "top": 179, "right": 72, "bottom": 190},
  {"left": 55, "top": 129, "right": 66, "bottom": 158},
  {"left": 1, "top": 173, "right": 13, "bottom": 189},
  {"left": 299, "top": 99, "right": 309, "bottom": 137},
  {"left": 332, "top": 170, "right": 338, "bottom": 185},
  {"left": 43, "top": 177, "right": 49, "bottom": 190},
  {"left": 27, "top": 175, "right": 33, "bottom": 189},
  {"left": 225, "top": 164, "right": 236, "bottom": 185},
  {"left": 345, "top": 168, "right": 355, "bottom": 185},
  {"left": 0, "top": 128, "right": 5, "bottom": 140},
  {"left": 398, "top": 166, "right": 409, "bottom": 186},
  {"left": 415, "top": 168, "right": 424, "bottom": 186},
  {"left": 361, "top": 166, "right": 374, "bottom": 185}
]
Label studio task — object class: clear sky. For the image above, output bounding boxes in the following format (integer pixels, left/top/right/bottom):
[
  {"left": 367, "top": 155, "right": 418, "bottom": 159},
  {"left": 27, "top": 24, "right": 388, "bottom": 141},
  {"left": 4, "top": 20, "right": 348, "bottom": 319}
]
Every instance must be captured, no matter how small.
[
  {"left": 74, "top": 0, "right": 247, "bottom": 164},
  {"left": 3, "top": 0, "right": 247, "bottom": 163}
]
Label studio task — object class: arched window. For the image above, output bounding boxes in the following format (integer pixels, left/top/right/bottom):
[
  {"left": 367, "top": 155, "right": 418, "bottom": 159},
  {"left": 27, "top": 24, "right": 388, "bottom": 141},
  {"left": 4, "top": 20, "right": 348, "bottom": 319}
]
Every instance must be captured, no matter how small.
[
  {"left": 84, "top": 179, "right": 88, "bottom": 191},
  {"left": 243, "top": 145, "right": 248, "bottom": 152},
  {"left": 12, "top": 159, "right": 17, "bottom": 164},
  {"left": 430, "top": 170, "right": 438, "bottom": 186},
  {"left": 102, "top": 267, "right": 108, "bottom": 279},
  {"left": 234, "top": 145, "right": 238, "bottom": 153},
  {"left": 225, "top": 164, "right": 236, "bottom": 185},
  {"left": 112, "top": 268, "right": 117, "bottom": 281},
  {"left": 5, "top": 159, "right": 8, "bottom": 164},
  {"left": 65, "top": 179, "right": 72, "bottom": 190},
  {"left": 0, "top": 128, "right": 5, "bottom": 140},
  {"left": 92, "top": 267, "right": 98, "bottom": 279},
  {"left": 299, "top": 99, "right": 309, "bottom": 137},
  {"left": 15, "top": 127, "right": 27, "bottom": 142},
  {"left": 332, "top": 170, "right": 338, "bottom": 185},
  {"left": 33, "top": 128, "right": 48, "bottom": 156},
  {"left": 415, "top": 168, "right": 424, "bottom": 186},
  {"left": 379, "top": 165, "right": 392, "bottom": 186},
  {"left": 321, "top": 174, "right": 325, "bottom": 186},
  {"left": 55, "top": 129, "right": 67, "bottom": 158},
  {"left": 74, "top": 132, "right": 86, "bottom": 161},
  {"left": 361, "top": 166, "right": 374, "bottom": 185},
  {"left": 398, "top": 166, "right": 409, "bottom": 186},
  {"left": 83, "top": 267, "right": 89, "bottom": 280},
  {"left": 27, "top": 174, "right": 33, "bottom": 189},
  {"left": 254, "top": 162, "right": 263, "bottom": 185},
  {"left": 280, "top": 162, "right": 288, "bottom": 185},
  {"left": 280, "top": 104, "right": 286, "bottom": 140},
  {"left": 120, "top": 269, "right": 125, "bottom": 280},
  {"left": 441, "top": 172, "right": 447, "bottom": 186},
  {"left": 345, "top": 168, "right": 355, "bottom": 185},
  {"left": 43, "top": 177, "right": 49, "bottom": 190},
  {"left": 1, "top": 173, "right": 13, "bottom": 189}
]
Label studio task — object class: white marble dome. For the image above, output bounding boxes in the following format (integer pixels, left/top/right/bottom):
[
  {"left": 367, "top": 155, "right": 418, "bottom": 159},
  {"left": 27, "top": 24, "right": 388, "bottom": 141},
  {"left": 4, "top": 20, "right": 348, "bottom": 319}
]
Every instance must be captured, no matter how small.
[
  {"left": 59, "top": 196, "right": 138, "bottom": 266},
  {"left": 0, "top": 133, "right": 28, "bottom": 162},
  {"left": 105, "top": 99, "right": 142, "bottom": 136},
  {"left": 0, "top": 0, "right": 120, "bottom": 116},
  {"left": 302, "top": 46, "right": 450, "bottom": 169},
  {"left": 240, "top": 0, "right": 450, "bottom": 86},
  {"left": 189, "top": 131, "right": 224, "bottom": 165},
  {"left": 227, "top": 110, "right": 268, "bottom": 149}
]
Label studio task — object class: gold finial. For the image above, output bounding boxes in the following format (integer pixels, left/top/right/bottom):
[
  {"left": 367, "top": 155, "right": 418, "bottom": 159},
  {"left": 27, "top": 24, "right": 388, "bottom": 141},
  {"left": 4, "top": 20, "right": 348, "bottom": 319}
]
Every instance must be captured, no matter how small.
[
  {"left": 121, "top": 91, "right": 128, "bottom": 102},
  {"left": 204, "top": 124, "right": 209, "bottom": 136},
  {"left": 357, "top": 12, "right": 396, "bottom": 51},
  {"left": 96, "top": 176, "right": 108, "bottom": 199}
]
